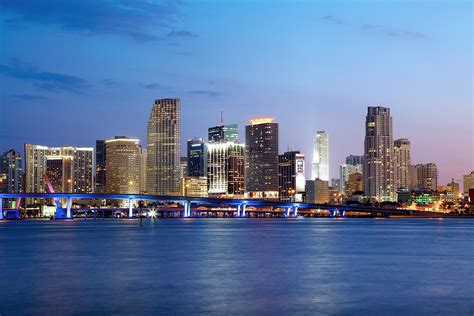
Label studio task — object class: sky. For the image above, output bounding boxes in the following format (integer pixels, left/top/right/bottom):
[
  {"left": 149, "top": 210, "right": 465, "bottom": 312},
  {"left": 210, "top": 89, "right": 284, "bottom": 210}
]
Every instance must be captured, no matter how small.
[{"left": 0, "top": 0, "right": 472, "bottom": 185}]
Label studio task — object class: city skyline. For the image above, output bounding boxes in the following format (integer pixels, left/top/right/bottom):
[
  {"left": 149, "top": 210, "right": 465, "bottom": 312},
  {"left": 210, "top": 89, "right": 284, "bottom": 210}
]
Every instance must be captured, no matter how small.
[{"left": 0, "top": 1, "right": 472, "bottom": 185}]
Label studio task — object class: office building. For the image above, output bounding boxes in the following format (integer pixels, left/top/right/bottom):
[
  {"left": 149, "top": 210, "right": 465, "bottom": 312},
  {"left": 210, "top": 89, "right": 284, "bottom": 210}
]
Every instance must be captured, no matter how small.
[
  {"left": 95, "top": 140, "right": 106, "bottom": 193},
  {"left": 208, "top": 124, "right": 239, "bottom": 143},
  {"left": 1, "top": 149, "right": 23, "bottom": 193},
  {"left": 179, "top": 157, "right": 188, "bottom": 179},
  {"left": 394, "top": 138, "right": 411, "bottom": 190},
  {"left": 105, "top": 137, "right": 140, "bottom": 197},
  {"left": 344, "top": 172, "right": 363, "bottom": 197},
  {"left": 306, "top": 179, "right": 330, "bottom": 204},
  {"left": 180, "top": 177, "right": 208, "bottom": 197},
  {"left": 245, "top": 117, "right": 279, "bottom": 199},
  {"left": 278, "top": 151, "right": 305, "bottom": 202},
  {"left": 24, "top": 144, "right": 94, "bottom": 194},
  {"left": 463, "top": 171, "right": 474, "bottom": 194},
  {"left": 147, "top": 98, "right": 181, "bottom": 196},
  {"left": 187, "top": 138, "right": 206, "bottom": 177},
  {"left": 312, "top": 131, "right": 329, "bottom": 181},
  {"left": 346, "top": 155, "right": 364, "bottom": 166},
  {"left": 207, "top": 142, "right": 245, "bottom": 197},
  {"left": 363, "top": 106, "right": 395, "bottom": 202},
  {"left": 416, "top": 163, "right": 438, "bottom": 191}
]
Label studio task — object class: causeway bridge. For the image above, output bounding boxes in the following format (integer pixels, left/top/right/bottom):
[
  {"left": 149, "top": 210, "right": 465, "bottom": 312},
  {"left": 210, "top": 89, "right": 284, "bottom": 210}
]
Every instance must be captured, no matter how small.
[{"left": 0, "top": 193, "right": 429, "bottom": 220}]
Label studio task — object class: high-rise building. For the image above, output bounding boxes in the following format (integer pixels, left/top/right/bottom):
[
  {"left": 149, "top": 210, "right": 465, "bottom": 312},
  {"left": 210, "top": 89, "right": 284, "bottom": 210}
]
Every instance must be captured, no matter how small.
[
  {"left": 408, "top": 165, "right": 418, "bottom": 190},
  {"left": 312, "top": 131, "right": 329, "bottom": 181},
  {"left": 1, "top": 149, "right": 23, "bottom": 193},
  {"left": 45, "top": 156, "right": 73, "bottom": 193},
  {"left": 147, "top": 98, "right": 181, "bottom": 196},
  {"left": 363, "top": 106, "right": 395, "bottom": 202},
  {"left": 278, "top": 151, "right": 305, "bottom": 202},
  {"left": 208, "top": 124, "right": 239, "bottom": 143},
  {"left": 340, "top": 164, "right": 363, "bottom": 195},
  {"left": 306, "top": 179, "right": 330, "bottom": 204},
  {"left": 95, "top": 140, "right": 107, "bottom": 194},
  {"left": 139, "top": 148, "right": 147, "bottom": 194},
  {"left": 105, "top": 137, "right": 140, "bottom": 197},
  {"left": 207, "top": 142, "right": 245, "bottom": 197},
  {"left": 346, "top": 155, "right": 364, "bottom": 166},
  {"left": 416, "top": 163, "right": 438, "bottom": 191},
  {"left": 245, "top": 117, "right": 279, "bottom": 199},
  {"left": 345, "top": 172, "right": 363, "bottom": 197},
  {"left": 24, "top": 144, "right": 94, "bottom": 194},
  {"left": 187, "top": 138, "right": 206, "bottom": 177},
  {"left": 394, "top": 138, "right": 411, "bottom": 190},
  {"left": 179, "top": 157, "right": 188, "bottom": 180},
  {"left": 463, "top": 171, "right": 474, "bottom": 194}
]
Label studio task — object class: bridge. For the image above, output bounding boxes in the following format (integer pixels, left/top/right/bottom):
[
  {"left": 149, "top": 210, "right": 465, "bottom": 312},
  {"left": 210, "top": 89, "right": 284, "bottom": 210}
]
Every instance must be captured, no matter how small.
[{"left": 0, "top": 192, "right": 427, "bottom": 220}]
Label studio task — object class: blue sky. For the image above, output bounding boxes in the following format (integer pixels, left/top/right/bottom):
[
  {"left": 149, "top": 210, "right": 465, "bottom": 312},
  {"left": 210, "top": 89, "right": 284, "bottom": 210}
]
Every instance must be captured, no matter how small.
[{"left": 0, "top": 0, "right": 472, "bottom": 184}]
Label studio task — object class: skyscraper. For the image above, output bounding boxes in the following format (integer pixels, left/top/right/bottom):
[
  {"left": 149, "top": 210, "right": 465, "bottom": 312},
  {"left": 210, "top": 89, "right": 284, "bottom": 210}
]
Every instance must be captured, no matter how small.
[
  {"left": 207, "top": 142, "right": 245, "bottom": 197},
  {"left": 363, "top": 106, "right": 395, "bottom": 202},
  {"left": 105, "top": 137, "right": 140, "bottom": 196},
  {"left": 278, "top": 151, "right": 305, "bottom": 202},
  {"left": 245, "top": 117, "right": 279, "bottom": 199},
  {"left": 45, "top": 156, "right": 73, "bottom": 193},
  {"left": 1, "top": 149, "right": 23, "bottom": 193},
  {"left": 24, "top": 144, "right": 94, "bottom": 194},
  {"left": 95, "top": 140, "right": 106, "bottom": 193},
  {"left": 394, "top": 138, "right": 411, "bottom": 190},
  {"left": 312, "top": 131, "right": 329, "bottom": 181},
  {"left": 187, "top": 138, "right": 206, "bottom": 177},
  {"left": 147, "top": 98, "right": 181, "bottom": 196},
  {"left": 416, "top": 163, "right": 438, "bottom": 191},
  {"left": 208, "top": 124, "right": 239, "bottom": 143}
]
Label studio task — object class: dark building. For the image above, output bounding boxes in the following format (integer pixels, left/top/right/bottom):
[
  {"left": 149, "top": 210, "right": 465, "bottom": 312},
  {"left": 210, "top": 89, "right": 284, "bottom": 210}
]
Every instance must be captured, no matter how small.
[
  {"left": 95, "top": 140, "right": 106, "bottom": 193},
  {"left": 346, "top": 155, "right": 364, "bottom": 166},
  {"left": 1, "top": 149, "right": 23, "bottom": 194},
  {"left": 187, "top": 138, "right": 206, "bottom": 177},
  {"left": 278, "top": 151, "right": 305, "bottom": 202},
  {"left": 245, "top": 117, "right": 279, "bottom": 199},
  {"left": 208, "top": 124, "right": 239, "bottom": 143}
]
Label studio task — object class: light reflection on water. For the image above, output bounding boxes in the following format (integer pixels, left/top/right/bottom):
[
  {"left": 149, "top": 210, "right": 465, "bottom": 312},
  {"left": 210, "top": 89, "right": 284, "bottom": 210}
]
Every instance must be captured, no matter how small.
[{"left": 0, "top": 218, "right": 473, "bottom": 315}]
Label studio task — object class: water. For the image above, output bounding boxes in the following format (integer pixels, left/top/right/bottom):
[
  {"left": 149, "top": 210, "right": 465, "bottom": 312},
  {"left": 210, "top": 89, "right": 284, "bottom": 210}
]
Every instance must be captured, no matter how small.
[{"left": 0, "top": 218, "right": 472, "bottom": 315}]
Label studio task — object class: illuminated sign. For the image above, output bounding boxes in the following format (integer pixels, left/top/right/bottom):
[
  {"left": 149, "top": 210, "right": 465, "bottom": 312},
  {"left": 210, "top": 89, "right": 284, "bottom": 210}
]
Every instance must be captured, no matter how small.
[{"left": 249, "top": 117, "right": 275, "bottom": 125}]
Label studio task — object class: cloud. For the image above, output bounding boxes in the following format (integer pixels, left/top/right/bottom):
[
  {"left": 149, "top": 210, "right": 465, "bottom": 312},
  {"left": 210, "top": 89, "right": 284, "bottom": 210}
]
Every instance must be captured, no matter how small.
[
  {"left": 102, "top": 78, "right": 118, "bottom": 86},
  {"left": 321, "top": 15, "right": 428, "bottom": 40},
  {"left": 321, "top": 15, "right": 343, "bottom": 25},
  {"left": 0, "top": 62, "right": 88, "bottom": 94},
  {"left": 167, "top": 30, "right": 197, "bottom": 38},
  {"left": 0, "top": 0, "right": 183, "bottom": 42},
  {"left": 361, "top": 24, "right": 428, "bottom": 39},
  {"left": 12, "top": 94, "right": 48, "bottom": 101},
  {"left": 189, "top": 90, "right": 221, "bottom": 97},
  {"left": 139, "top": 83, "right": 162, "bottom": 89}
]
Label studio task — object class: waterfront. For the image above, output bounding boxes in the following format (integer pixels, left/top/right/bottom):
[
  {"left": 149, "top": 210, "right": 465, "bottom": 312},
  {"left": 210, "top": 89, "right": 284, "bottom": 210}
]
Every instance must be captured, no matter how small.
[{"left": 0, "top": 218, "right": 472, "bottom": 315}]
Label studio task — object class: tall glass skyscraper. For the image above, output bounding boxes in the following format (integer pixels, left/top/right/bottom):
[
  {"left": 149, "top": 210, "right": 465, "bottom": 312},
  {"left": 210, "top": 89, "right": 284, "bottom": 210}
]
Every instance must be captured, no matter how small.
[
  {"left": 187, "top": 138, "right": 206, "bottom": 177},
  {"left": 312, "top": 131, "right": 329, "bottom": 181},
  {"left": 363, "top": 106, "right": 395, "bottom": 202},
  {"left": 208, "top": 124, "right": 239, "bottom": 143},
  {"left": 146, "top": 98, "right": 181, "bottom": 196},
  {"left": 245, "top": 117, "right": 279, "bottom": 199},
  {"left": 95, "top": 140, "right": 106, "bottom": 194}
]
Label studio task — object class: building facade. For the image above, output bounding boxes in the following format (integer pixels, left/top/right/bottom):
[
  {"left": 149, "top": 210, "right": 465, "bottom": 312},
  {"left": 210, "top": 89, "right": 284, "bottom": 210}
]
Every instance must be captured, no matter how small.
[
  {"left": 345, "top": 172, "right": 363, "bottom": 197},
  {"left": 45, "top": 156, "right": 73, "bottom": 193},
  {"left": 463, "top": 171, "right": 474, "bottom": 194},
  {"left": 306, "top": 179, "right": 330, "bottom": 204},
  {"left": 180, "top": 177, "right": 208, "bottom": 197},
  {"left": 1, "top": 149, "right": 23, "bottom": 193},
  {"left": 24, "top": 144, "right": 94, "bottom": 194},
  {"left": 187, "top": 138, "right": 206, "bottom": 177},
  {"left": 394, "top": 138, "right": 411, "bottom": 190},
  {"left": 245, "top": 117, "right": 279, "bottom": 199},
  {"left": 105, "top": 137, "right": 140, "bottom": 195},
  {"left": 208, "top": 124, "right": 239, "bottom": 143},
  {"left": 207, "top": 142, "right": 245, "bottom": 197},
  {"left": 416, "top": 163, "right": 438, "bottom": 191},
  {"left": 312, "top": 131, "right": 329, "bottom": 181},
  {"left": 363, "top": 106, "right": 395, "bottom": 202},
  {"left": 278, "top": 151, "right": 305, "bottom": 202},
  {"left": 146, "top": 98, "right": 181, "bottom": 195},
  {"left": 95, "top": 140, "right": 107, "bottom": 194},
  {"left": 346, "top": 155, "right": 364, "bottom": 166},
  {"left": 340, "top": 163, "right": 363, "bottom": 195}
]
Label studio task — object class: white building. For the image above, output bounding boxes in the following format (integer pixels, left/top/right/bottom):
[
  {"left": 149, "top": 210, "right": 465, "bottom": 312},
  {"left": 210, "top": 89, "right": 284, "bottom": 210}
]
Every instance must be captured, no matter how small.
[{"left": 312, "top": 131, "right": 329, "bottom": 181}]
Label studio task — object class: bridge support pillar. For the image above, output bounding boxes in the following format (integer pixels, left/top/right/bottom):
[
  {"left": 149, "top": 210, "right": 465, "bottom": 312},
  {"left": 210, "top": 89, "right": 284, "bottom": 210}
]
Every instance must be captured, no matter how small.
[
  {"left": 293, "top": 206, "right": 299, "bottom": 217},
  {"left": 128, "top": 198, "right": 133, "bottom": 218},
  {"left": 241, "top": 204, "right": 247, "bottom": 217},
  {"left": 236, "top": 205, "right": 241, "bottom": 217},
  {"left": 285, "top": 207, "right": 291, "bottom": 217},
  {"left": 183, "top": 201, "right": 191, "bottom": 218},
  {"left": 329, "top": 209, "right": 336, "bottom": 217},
  {"left": 338, "top": 209, "right": 346, "bottom": 217},
  {"left": 0, "top": 197, "right": 3, "bottom": 220},
  {"left": 66, "top": 197, "right": 72, "bottom": 219}
]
